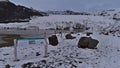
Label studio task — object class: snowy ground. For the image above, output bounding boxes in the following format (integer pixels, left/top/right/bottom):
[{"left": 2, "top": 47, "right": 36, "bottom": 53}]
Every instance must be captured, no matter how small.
[
  {"left": 0, "top": 15, "right": 115, "bottom": 30},
  {"left": 0, "top": 33, "right": 120, "bottom": 68},
  {"left": 0, "top": 15, "right": 120, "bottom": 68}
]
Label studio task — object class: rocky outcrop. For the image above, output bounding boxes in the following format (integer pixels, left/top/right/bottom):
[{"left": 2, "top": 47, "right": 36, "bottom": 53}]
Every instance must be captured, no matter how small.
[{"left": 0, "top": 1, "right": 48, "bottom": 23}]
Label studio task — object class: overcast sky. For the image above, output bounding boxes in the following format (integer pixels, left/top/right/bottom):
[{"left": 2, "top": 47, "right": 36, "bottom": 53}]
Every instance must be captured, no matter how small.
[{"left": 10, "top": 0, "right": 120, "bottom": 11}]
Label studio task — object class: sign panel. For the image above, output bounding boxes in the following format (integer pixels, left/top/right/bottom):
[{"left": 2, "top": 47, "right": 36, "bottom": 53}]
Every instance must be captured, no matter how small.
[
  {"left": 13, "top": 35, "right": 48, "bottom": 61},
  {"left": 17, "top": 38, "right": 45, "bottom": 47}
]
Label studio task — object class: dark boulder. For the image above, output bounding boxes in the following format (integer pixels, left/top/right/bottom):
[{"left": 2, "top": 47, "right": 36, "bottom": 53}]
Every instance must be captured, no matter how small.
[
  {"left": 36, "top": 52, "right": 40, "bottom": 56},
  {"left": 86, "top": 32, "right": 93, "bottom": 36},
  {"left": 65, "top": 34, "right": 76, "bottom": 39},
  {"left": 78, "top": 37, "right": 99, "bottom": 49},
  {"left": 78, "top": 37, "right": 90, "bottom": 48},
  {"left": 5, "top": 64, "right": 10, "bottom": 68},
  {"left": 22, "top": 62, "right": 33, "bottom": 68},
  {"left": 48, "top": 35, "right": 58, "bottom": 46},
  {"left": 88, "top": 39, "right": 99, "bottom": 48}
]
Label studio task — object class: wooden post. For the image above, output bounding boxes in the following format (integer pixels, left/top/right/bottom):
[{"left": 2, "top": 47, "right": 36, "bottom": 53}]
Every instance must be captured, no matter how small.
[
  {"left": 14, "top": 39, "right": 19, "bottom": 61},
  {"left": 44, "top": 32, "right": 48, "bottom": 57},
  {"left": 92, "top": 27, "right": 93, "bottom": 33},
  {"left": 61, "top": 26, "right": 63, "bottom": 38},
  {"left": 54, "top": 29, "right": 56, "bottom": 35}
]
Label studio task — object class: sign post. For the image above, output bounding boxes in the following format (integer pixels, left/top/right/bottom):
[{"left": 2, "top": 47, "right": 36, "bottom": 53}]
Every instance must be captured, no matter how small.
[
  {"left": 14, "top": 39, "right": 19, "bottom": 61},
  {"left": 44, "top": 32, "right": 48, "bottom": 57}
]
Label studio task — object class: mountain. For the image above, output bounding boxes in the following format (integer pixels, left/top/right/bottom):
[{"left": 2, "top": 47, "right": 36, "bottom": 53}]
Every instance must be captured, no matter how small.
[
  {"left": 0, "top": 1, "right": 48, "bottom": 23},
  {"left": 94, "top": 9, "right": 120, "bottom": 19},
  {"left": 46, "top": 10, "right": 91, "bottom": 15}
]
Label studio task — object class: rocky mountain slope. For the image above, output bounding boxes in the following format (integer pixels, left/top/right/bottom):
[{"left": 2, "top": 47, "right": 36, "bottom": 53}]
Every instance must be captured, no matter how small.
[
  {"left": 46, "top": 10, "right": 91, "bottom": 15},
  {"left": 0, "top": 1, "right": 48, "bottom": 23}
]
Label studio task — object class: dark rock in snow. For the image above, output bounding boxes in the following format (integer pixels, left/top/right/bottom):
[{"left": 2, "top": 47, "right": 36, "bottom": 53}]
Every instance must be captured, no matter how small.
[
  {"left": 32, "top": 67, "right": 40, "bottom": 68},
  {"left": 48, "top": 35, "right": 58, "bottom": 46},
  {"left": 36, "top": 52, "right": 40, "bottom": 56},
  {"left": 22, "top": 62, "right": 33, "bottom": 68},
  {"left": 88, "top": 39, "right": 99, "bottom": 49},
  {"left": 78, "top": 37, "right": 90, "bottom": 48},
  {"left": 5, "top": 64, "right": 10, "bottom": 68},
  {"left": 78, "top": 37, "right": 99, "bottom": 49},
  {"left": 86, "top": 32, "right": 93, "bottom": 36},
  {"left": 65, "top": 34, "right": 76, "bottom": 39},
  {"left": 41, "top": 60, "right": 46, "bottom": 64}
]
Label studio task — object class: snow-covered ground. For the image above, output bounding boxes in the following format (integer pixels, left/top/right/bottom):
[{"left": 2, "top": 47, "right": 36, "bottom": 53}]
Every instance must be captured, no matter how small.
[
  {"left": 0, "top": 33, "right": 120, "bottom": 68},
  {"left": 0, "top": 14, "right": 120, "bottom": 68},
  {"left": 0, "top": 15, "right": 114, "bottom": 30}
]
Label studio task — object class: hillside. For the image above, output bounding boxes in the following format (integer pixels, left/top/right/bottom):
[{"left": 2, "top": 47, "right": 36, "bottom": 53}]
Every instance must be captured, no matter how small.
[
  {"left": 0, "top": 1, "right": 48, "bottom": 23},
  {"left": 46, "top": 10, "right": 91, "bottom": 15}
]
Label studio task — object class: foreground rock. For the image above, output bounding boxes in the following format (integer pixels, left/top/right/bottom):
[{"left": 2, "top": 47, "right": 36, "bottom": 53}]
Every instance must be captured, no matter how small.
[
  {"left": 48, "top": 35, "right": 58, "bottom": 46},
  {"left": 78, "top": 37, "right": 99, "bottom": 49}
]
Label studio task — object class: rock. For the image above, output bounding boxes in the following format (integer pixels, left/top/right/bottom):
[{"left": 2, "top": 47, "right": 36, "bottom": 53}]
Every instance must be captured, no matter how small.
[
  {"left": 22, "top": 62, "right": 33, "bottom": 68},
  {"left": 65, "top": 34, "right": 76, "bottom": 39},
  {"left": 48, "top": 35, "right": 58, "bottom": 46},
  {"left": 88, "top": 39, "right": 99, "bottom": 49},
  {"left": 32, "top": 67, "right": 40, "bottom": 68},
  {"left": 78, "top": 37, "right": 99, "bottom": 49},
  {"left": 36, "top": 52, "right": 40, "bottom": 56},
  {"left": 41, "top": 60, "right": 46, "bottom": 64},
  {"left": 86, "top": 32, "right": 93, "bottom": 36},
  {"left": 78, "top": 37, "right": 90, "bottom": 48},
  {"left": 5, "top": 64, "right": 10, "bottom": 68}
]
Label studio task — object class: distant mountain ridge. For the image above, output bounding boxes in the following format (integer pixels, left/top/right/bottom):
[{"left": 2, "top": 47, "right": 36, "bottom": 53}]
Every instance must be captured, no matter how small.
[
  {"left": 46, "top": 10, "right": 91, "bottom": 15},
  {"left": 0, "top": 1, "right": 48, "bottom": 23}
]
